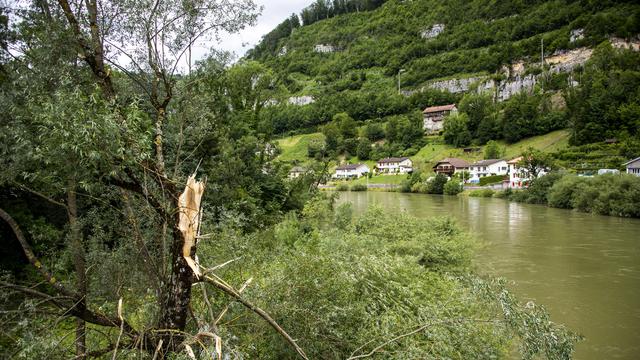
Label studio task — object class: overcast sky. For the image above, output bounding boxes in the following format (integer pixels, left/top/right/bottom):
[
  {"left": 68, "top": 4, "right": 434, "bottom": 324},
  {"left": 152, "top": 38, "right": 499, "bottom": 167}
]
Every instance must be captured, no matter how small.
[{"left": 196, "top": 0, "right": 311, "bottom": 62}]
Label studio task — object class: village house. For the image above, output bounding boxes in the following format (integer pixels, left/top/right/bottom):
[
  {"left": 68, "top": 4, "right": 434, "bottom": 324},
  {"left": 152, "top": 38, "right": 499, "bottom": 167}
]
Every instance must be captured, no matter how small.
[
  {"left": 432, "top": 158, "right": 469, "bottom": 176},
  {"left": 506, "top": 157, "right": 548, "bottom": 188},
  {"left": 288, "top": 166, "right": 306, "bottom": 179},
  {"left": 376, "top": 157, "right": 413, "bottom": 174},
  {"left": 334, "top": 163, "right": 370, "bottom": 179},
  {"left": 469, "top": 159, "right": 508, "bottom": 183},
  {"left": 423, "top": 104, "right": 457, "bottom": 134},
  {"left": 624, "top": 157, "right": 640, "bottom": 176}
]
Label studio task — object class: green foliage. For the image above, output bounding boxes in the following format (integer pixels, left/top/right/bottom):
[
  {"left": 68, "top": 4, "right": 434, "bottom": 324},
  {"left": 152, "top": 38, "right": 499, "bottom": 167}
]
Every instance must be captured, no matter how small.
[
  {"left": 356, "top": 137, "right": 372, "bottom": 160},
  {"left": 443, "top": 179, "right": 463, "bottom": 195},
  {"left": 364, "top": 122, "right": 385, "bottom": 141},
  {"left": 484, "top": 140, "right": 505, "bottom": 159},
  {"left": 443, "top": 113, "right": 472, "bottom": 147},
  {"left": 335, "top": 182, "right": 350, "bottom": 191},
  {"left": 426, "top": 173, "right": 449, "bottom": 195},
  {"left": 468, "top": 189, "right": 496, "bottom": 197},
  {"left": 350, "top": 183, "right": 368, "bottom": 191},
  {"left": 513, "top": 172, "right": 640, "bottom": 217},
  {"left": 479, "top": 175, "right": 507, "bottom": 186},
  {"left": 567, "top": 43, "right": 640, "bottom": 145},
  {"left": 207, "top": 206, "right": 579, "bottom": 359}
]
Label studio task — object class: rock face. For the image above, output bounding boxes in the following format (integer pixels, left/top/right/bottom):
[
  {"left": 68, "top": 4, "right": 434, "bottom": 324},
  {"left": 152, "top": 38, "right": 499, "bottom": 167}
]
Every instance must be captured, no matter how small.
[
  {"left": 314, "top": 44, "right": 336, "bottom": 53},
  {"left": 497, "top": 74, "right": 538, "bottom": 101},
  {"left": 427, "top": 77, "right": 487, "bottom": 94},
  {"left": 278, "top": 46, "right": 288, "bottom": 56},
  {"left": 288, "top": 96, "right": 315, "bottom": 106},
  {"left": 570, "top": 28, "right": 585, "bottom": 43},
  {"left": 411, "top": 46, "right": 602, "bottom": 101},
  {"left": 421, "top": 24, "right": 445, "bottom": 39}
]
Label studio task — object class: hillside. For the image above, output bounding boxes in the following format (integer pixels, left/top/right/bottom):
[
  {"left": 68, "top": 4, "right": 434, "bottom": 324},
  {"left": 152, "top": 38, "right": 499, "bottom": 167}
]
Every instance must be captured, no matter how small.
[
  {"left": 277, "top": 129, "right": 570, "bottom": 170},
  {"left": 248, "top": 0, "right": 639, "bottom": 133}
]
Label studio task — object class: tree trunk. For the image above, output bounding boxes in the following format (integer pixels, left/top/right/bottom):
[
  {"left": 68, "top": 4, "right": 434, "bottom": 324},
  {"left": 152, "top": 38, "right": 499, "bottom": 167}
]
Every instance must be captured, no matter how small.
[{"left": 68, "top": 183, "right": 87, "bottom": 359}]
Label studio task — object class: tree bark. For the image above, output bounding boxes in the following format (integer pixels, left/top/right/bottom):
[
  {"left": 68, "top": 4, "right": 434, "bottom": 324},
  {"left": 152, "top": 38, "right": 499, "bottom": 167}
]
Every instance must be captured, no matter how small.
[{"left": 67, "top": 182, "right": 87, "bottom": 360}]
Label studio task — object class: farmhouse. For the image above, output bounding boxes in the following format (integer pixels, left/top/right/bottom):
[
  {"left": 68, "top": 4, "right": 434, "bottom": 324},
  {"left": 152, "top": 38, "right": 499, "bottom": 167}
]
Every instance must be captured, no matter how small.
[
  {"left": 469, "top": 159, "right": 508, "bottom": 183},
  {"left": 376, "top": 157, "right": 413, "bottom": 174},
  {"left": 433, "top": 158, "right": 469, "bottom": 176},
  {"left": 423, "top": 104, "right": 457, "bottom": 134},
  {"left": 334, "top": 163, "right": 370, "bottom": 179},
  {"left": 624, "top": 157, "right": 640, "bottom": 176}
]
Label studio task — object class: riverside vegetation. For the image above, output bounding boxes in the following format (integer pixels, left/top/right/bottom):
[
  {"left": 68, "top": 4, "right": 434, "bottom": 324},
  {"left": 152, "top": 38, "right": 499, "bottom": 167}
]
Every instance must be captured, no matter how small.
[{"left": 0, "top": 0, "right": 636, "bottom": 359}]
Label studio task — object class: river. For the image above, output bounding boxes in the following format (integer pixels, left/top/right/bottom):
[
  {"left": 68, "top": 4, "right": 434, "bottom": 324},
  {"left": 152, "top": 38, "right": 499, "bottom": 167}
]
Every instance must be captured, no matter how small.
[{"left": 335, "top": 191, "right": 640, "bottom": 360}]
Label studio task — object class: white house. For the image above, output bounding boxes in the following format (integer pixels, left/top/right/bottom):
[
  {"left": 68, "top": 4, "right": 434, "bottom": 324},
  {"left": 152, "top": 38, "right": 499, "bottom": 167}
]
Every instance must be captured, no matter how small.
[
  {"left": 506, "top": 157, "right": 548, "bottom": 189},
  {"left": 376, "top": 157, "right": 413, "bottom": 174},
  {"left": 469, "top": 159, "right": 508, "bottom": 183},
  {"left": 624, "top": 157, "right": 640, "bottom": 176},
  {"left": 334, "top": 164, "right": 370, "bottom": 179},
  {"left": 423, "top": 104, "right": 457, "bottom": 134}
]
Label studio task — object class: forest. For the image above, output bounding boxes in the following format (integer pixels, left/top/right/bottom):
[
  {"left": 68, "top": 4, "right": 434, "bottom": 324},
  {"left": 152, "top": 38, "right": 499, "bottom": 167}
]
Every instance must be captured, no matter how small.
[{"left": 0, "top": 1, "right": 586, "bottom": 359}]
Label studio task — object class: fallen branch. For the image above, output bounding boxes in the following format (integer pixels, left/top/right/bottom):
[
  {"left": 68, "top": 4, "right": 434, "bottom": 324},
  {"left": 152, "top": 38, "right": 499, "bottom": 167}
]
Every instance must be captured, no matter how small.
[
  {"left": 201, "top": 275, "right": 308, "bottom": 360},
  {"left": 215, "top": 277, "right": 253, "bottom": 325}
]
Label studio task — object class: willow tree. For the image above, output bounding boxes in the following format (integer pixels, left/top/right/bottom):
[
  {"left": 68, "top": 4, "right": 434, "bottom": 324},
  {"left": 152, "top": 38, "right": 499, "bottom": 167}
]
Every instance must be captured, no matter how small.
[{"left": 0, "top": 0, "right": 307, "bottom": 358}]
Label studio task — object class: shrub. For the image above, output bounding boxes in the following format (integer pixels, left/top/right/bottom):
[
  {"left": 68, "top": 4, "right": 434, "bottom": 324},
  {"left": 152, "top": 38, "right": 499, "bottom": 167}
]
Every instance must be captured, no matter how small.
[
  {"left": 468, "top": 189, "right": 495, "bottom": 197},
  {"left": 547, "top": 175, "right": 583, "bottom": 209},
  {"left": 350, "top": 183, "right": 368, "bottom": 192},
  {"left": 443, "top": 179, "right": 463, "bottom": 195},
  {"left": 426, "top": 173, "right": 449, "bottom": 194},
  {"left": 479, "top": 175, "right": 506, "bottom": 186},
  {"left": 335, "top": 183, "right": 349, "bottom": 191}
]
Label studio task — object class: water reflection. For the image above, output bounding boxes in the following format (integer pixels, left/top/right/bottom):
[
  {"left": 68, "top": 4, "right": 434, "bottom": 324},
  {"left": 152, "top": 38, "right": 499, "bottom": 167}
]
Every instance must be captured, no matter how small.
[{"left": 336, "top": 191, "right": 640, "bottom": 360}]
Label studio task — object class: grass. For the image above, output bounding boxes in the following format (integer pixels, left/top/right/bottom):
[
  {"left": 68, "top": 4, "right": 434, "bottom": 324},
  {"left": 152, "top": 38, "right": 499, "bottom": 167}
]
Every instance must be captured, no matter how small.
[
  {"left": 276, "top": 129, "right": 571, "bottom": 177},
  {"left": 276, "top": 132, "right": 324, "bottom": 162}
]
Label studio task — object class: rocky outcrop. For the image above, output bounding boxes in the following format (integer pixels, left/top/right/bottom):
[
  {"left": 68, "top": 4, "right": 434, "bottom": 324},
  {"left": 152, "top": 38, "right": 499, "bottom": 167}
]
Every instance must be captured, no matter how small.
[
  {"left": 421, "top": 24, "right": 445, "bottom": 39},
  {"left": 314, "top": 44, "right": 337, "bottom": 53},
  {"left": 288, "top": 96, "right": 315, "bottom": 105}
]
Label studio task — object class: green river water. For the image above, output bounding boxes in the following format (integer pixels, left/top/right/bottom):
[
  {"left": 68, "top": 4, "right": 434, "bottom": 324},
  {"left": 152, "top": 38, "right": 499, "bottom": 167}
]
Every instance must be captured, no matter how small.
[{"left": 335, "top": 191, "right": 640, "bottom": 360}]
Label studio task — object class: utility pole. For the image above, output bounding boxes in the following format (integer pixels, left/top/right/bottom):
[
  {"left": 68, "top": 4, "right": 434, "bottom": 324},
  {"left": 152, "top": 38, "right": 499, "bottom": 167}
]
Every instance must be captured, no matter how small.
[{"left": 397, "top": 68, "right": 406, "bottom": 94}]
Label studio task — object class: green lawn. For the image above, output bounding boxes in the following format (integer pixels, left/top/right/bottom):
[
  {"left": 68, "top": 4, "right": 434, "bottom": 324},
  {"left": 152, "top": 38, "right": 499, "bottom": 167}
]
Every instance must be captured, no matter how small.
[
  {"left": 276, "top": 129, "right": 571, "bottom": 176},
  {"left": 276, "top": 132, "right": 324, "bottom": 163}
]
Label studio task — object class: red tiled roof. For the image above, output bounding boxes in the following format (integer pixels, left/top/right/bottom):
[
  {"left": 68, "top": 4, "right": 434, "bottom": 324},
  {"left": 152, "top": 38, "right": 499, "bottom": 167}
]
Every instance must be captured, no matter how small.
[{"left": 423, "top": 104, "right": 457, "bottom": 113}]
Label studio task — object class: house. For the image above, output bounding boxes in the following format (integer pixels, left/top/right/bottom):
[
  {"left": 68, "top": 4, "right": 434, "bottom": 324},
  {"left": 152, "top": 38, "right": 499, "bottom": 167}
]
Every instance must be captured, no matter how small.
[
  {"left": 469, "top": 159, "right": 508, "bottom": 183},
  {"left": 376, "top": 157, "right": 413, "bottom": 174},
  {"left": 289, "top": 166, "right": 306, "bottom": 179},
  {"left": 334, "top": 163, "right": 370, "bottom": 179},
  {"left": 506, "top": 157, "right": 550, "bottom": 188},
  {"left": 433, "top": 158, "right": 469, "bottom": 176},
  {"left": 423, "top": 104, "right": 457, "bottom": 134},
  {"left": 624, "top": 157, "right": 640, "bottom": 176}
]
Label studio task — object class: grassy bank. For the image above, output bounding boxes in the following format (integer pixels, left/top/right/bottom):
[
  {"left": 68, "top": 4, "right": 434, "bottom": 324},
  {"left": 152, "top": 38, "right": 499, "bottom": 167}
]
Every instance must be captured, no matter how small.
[{"left": 276, "top": 130, "right": 571, "bottom": 174}]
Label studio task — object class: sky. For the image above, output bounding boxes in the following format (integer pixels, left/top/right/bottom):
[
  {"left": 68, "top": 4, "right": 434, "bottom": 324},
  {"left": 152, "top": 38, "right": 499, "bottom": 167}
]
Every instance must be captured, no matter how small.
[{"left": 195, "top": 0, "right": 311, "bottom": 62}]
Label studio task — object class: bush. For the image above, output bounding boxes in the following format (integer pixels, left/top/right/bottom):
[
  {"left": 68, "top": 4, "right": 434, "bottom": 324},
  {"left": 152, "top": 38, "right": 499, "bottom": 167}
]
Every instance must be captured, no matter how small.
[
  {"left": 479, "top": 175, "right": 506, "bottom": 186},
  {"left": 468, "top": 189, "right": 495, "bottom": 197},
  {"left": 426, "top": 173, "right": 449, "bottom": 194},
  {"left": 350, "top": 183, "right": 368, "bottom": 192},
  {"left": 547, "top": 175, "right": 584, "bottom": 209},
  {"left": 443, "top": 179, "right": 463, "bottom": 195},
  {"left": 335, "top": 183, "right": 349, "bottom": 191}
]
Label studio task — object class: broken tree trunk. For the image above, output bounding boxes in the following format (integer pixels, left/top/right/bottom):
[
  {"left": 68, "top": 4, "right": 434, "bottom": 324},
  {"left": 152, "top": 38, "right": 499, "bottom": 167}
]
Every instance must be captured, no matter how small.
[{"left": 157, "top": 175, "right": 205, "bottom": 348}]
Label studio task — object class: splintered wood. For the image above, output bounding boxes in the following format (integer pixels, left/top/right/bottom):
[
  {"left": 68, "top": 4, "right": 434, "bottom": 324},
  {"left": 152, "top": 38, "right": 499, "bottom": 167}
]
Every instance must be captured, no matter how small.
[{"left": 178, "top": 175, "right": 205, "bottom": 278}]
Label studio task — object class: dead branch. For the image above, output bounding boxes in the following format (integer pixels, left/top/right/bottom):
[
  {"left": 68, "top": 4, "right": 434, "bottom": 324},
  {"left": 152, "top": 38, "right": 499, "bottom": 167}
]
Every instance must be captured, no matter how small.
[{"left": 201, "top": 275, "right": 308, "bottom": 360}]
